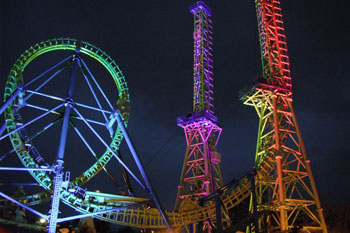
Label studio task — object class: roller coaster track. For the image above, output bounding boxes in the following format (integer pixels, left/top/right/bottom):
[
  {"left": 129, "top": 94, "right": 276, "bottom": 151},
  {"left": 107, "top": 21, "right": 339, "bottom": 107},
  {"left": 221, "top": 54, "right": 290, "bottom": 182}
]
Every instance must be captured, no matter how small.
[
  {"left": 0, "top": 176, "right": 252, "bottom": 229},
  {"left": 60, "top": 155, "right": 282, "bottom": 229},
  {"left": 83, "top": 180, "right": 251, "bottom": 228},
  {"left": 0, "top": 38, "right": 260, "bottom": 230},
  {"left": 3, "top": 38, "right": 130, "bottom": 192}
]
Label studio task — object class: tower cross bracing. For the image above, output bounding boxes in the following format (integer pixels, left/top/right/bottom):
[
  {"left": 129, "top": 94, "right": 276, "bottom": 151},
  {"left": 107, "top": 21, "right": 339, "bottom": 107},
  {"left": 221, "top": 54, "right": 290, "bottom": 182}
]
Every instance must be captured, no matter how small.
[
  {"left": 191, "top": 1, "right": 214, "bottom": 115},
  {"left": 175, "top": 1, "right": 223, "bottom": 213},
  {"left": 240, "top": 0, "right": 328, "bottom": 232}
]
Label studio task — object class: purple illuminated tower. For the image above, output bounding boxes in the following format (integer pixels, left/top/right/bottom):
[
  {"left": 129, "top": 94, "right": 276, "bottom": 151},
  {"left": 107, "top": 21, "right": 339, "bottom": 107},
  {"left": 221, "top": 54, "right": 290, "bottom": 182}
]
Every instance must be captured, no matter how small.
[{"left": 175, "top": 1, "right": 223, "bottom": 218}]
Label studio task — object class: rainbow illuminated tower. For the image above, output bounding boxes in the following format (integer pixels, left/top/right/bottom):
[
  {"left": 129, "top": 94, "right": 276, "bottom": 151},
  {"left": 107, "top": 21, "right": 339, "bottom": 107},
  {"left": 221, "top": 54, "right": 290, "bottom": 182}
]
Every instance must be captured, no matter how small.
[
  {"left": 175, "top": 1, "right": 223, "bottom": 214},
  {"left": 240, "top": 0, "right": 327, "bottom": 231}
]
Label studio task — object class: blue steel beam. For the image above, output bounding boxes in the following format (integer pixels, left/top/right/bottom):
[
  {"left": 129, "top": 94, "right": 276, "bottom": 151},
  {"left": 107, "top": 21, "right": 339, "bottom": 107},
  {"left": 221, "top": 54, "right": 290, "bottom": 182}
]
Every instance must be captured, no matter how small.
[
  {"left": 79, "top": 56, "right": 114, "bottom": 110},
  {"left": 0, "top": 88, "right": 21, "bottom": 115},
  {"left": 114, "top": 110, "right": 172, "bottom": 231},
  {"left": 0, "top": 192, "right": 48, "bottom": 219},
  {"left": 48, "top": 56, "right": 79, "bottom": 233},
  {"left": 0, "top": 122, "right": 6, "bottom": 137},
  {"left": 0, "top": 167, "right": 53, "bottom": 171},
  {"left": 72, "top": 107, "right": 147, "bottom": 190},
  {"left": 24, "top": 64, "right": 70, "bottom": 102},
  {"left": 0, "top": 103, "right": 64, "bottom": 141},
  {"left": 24, "top": 55, "right": 73, "bottom": 88},
  {"left": 78, "top": 59, "right": 109, "bottom": 127},
  {"left": 56, "top": 201, "right": 149, "bottom": 223}
]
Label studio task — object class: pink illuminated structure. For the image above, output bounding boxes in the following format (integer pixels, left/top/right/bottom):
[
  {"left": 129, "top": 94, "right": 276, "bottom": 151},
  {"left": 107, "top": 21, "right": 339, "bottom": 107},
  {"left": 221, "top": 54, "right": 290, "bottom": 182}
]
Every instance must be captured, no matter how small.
[{"left": 175, "top": 2, "right": 223, "bottom": 223}]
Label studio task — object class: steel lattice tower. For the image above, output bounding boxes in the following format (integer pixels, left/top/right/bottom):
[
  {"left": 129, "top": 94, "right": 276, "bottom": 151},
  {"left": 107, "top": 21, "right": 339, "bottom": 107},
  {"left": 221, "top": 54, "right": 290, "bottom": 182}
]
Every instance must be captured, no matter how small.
[
  {"left": 240, "top": 0, "right": 327, "bottom": 232},
  {"left": 175, "top": 1, "right": 223, "bottom": 214}
]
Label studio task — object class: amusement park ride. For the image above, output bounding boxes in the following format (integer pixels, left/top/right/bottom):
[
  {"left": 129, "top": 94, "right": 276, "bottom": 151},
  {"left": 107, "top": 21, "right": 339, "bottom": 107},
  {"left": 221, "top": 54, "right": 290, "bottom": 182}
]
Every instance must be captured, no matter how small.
[{"left": 0, "top": 0, "right": 328, "bottom": 233}]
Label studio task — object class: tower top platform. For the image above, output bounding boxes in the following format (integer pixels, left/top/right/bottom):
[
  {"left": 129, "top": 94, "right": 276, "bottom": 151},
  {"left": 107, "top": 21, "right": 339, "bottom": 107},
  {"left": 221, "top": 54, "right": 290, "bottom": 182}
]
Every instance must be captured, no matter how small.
[
  {"left": 177, "top": 110, "right": 218, "bottom": 127},
  {"left": 189, "top": 1, "right": 212, "bottom": 16}
]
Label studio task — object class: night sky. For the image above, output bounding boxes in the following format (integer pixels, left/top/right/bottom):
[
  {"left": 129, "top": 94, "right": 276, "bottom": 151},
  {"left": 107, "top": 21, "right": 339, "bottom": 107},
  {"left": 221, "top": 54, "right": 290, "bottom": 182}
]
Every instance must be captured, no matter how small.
[{"left": 0, "top": 0, "right": 349, "bottom": 224}]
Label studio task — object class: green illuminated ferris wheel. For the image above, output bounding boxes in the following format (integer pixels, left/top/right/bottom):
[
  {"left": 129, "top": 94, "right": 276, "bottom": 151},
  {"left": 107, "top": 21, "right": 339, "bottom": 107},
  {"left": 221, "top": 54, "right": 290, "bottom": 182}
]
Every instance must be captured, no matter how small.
[
  {"left": 0, "top": 38, "right": 170, "bottom": 233},
  {"left": 3, "top": 38, "right": 130, "bottom": 191}
]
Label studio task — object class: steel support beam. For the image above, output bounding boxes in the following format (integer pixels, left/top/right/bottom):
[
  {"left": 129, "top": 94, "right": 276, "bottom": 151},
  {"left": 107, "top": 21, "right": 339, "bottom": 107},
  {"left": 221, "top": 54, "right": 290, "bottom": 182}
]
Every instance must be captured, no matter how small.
[
  {"left": 48, "top": 56, "right": 79, "bottom": 233},
  {"left": 114, "top": 110, "right": 172, "bottom": 231}
]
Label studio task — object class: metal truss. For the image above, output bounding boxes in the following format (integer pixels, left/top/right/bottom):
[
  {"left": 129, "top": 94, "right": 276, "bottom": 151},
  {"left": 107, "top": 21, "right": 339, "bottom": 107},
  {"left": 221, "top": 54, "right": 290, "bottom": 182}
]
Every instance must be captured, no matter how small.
[
  {"left": 174, "top": 2, "right": 225, "bottom": 232},
  {"left": 0, "top": 38, "right": 170, "bottom": 232},
  {"left": 175, "top": 111, "right": 223, "bottom": 206},
  {"left": 239, "top": 0, "right": 328, "bottom": 231},
  {"left": 242, "top": 87, "right": 327, "bottom": 232},
  {"left": 191, "top": 1, "right": 214, "bottom": 115},
  {"left": 0, "top": 1, "right": 328, "bottom": 232},
  {"left": 255, "top": 0, "right": 292, "bottom": 90}
]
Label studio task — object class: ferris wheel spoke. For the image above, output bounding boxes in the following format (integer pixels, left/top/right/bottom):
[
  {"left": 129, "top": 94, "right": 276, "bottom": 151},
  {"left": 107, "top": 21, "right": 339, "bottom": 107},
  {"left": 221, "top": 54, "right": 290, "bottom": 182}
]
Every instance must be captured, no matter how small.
[
  {"left": 70, "top": 114, "right": 106, "bottom": 127},
  {"left": 73, "top": 102, "right": 112, "bottom": 115},
  {"left": 24, "top": 55, "right": 74, "bottom": 88},
  {"left": 24, "top": 63, "right": 71, "bottom": 103},
  {"left": 78, "top": 56, "right": 114, "bottom": 111},
  {"left": 0, "top": 103, "right": 64, "bottom": 141},
  {"left": 26, "top": 89, "right": 112, "bottom": 117},
  {"left": 25, "top": 90, "right": 65, "bottom": 102},
  {"left": 72, "top": 107, "right": 147, "bottom": 190},
  {"left": 26, "top": 103, "right": 62, "bottom": 115},
  {"left": 26, "top": 117, "right": 62, "bottom": 142},
  {"left": 25, "top": 99, "right": 111, "bottom": 129},
  {"left": 78, "top": 60, "right": 109, "bottom": 125},
  {"left": 69, "top": 119, "right": 97, "bottom": 157},
  {"left": 69, "top": 119, "right": 122, "bottom": 189},
  {"left": 0, "top": 148, "right": 15, "bottom": 162},
  {"left": 24, "top": 63, "right": 69, "bottom": 101},
  {"left": 2, "top": 39, "right": 131, "bottom": 232}
]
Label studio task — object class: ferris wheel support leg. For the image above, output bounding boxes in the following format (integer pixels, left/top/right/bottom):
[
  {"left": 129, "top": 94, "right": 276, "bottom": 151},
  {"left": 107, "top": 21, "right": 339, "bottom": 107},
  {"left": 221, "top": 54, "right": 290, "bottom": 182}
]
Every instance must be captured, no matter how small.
[
  {"left": 48, "top": 105, "right": 73, "bottom": 233},
  {"left": 48, "top": 161, "right": 64, "bottom": 233},
  {"left": 48, "top": 56, "right": 79, "bottom": 233},
  {"left": 114, "top": 110, "right": 173, "bottom": 232}
]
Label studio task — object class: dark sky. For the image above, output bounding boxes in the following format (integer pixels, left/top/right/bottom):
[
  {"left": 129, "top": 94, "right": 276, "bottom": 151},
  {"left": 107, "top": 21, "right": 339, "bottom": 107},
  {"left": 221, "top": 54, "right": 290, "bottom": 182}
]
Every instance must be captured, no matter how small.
[{"left": 0, "top": 0, "right": 349, "bottom": 224}]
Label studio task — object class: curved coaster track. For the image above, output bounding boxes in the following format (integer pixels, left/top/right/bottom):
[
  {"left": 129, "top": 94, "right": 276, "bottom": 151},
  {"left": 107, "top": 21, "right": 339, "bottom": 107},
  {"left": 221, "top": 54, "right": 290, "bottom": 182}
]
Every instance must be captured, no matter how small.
[
  {"left": 0, "top": 38, "right": 254, "bottom": 230},
  {"left": 0, "top": 14, "right": 327, "bottom": 230}
]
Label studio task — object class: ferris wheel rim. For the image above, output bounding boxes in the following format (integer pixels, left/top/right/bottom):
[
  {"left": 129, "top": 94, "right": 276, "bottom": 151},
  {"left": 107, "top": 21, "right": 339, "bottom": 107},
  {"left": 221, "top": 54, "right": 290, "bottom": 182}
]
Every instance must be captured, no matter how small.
[{"left": 3, "top": 38, "right": 130, "bottom": 193}]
